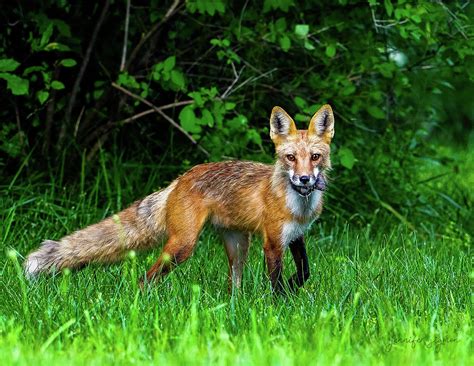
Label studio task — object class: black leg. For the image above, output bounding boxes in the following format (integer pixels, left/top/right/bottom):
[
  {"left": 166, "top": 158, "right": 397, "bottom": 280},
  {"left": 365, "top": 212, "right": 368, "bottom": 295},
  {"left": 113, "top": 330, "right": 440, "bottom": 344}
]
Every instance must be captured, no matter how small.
[{"left": 288, "top": 236, "right": 310, "bottom": 291}]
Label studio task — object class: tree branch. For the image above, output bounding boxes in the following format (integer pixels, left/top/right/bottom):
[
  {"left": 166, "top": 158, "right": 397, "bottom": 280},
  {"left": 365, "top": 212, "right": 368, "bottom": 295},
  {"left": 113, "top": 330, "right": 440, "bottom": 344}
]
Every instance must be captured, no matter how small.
[
  {"left": 60, "top": 0, "right": 110, "bottom": 150},
  {"left": 43, "top": 66, "right": 60, "bottom": 155},
  {"left": 14, "top": 102, "right": 26, "bottom": 158},
  {"left": 125, "top": 0, "right": 181, "bottom": 70},
  {"left": 220, "top": 63, "right": 245, "bottom": 99},
  {"left": 83, "top": 99, "right": 194, "bottom": 146},
  {"left": 120, "top": 0, "right": 131, "bottom": 72},
  {"left": 111, "top": 82, "right": 209, "bottom": 157}
]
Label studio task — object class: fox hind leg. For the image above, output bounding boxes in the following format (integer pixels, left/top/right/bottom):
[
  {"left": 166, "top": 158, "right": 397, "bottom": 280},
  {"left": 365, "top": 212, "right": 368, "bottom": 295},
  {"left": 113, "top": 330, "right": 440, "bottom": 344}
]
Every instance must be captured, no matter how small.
[
  {"left": 144, "top": 235, "right": 197, "bottom": 283},
  {"left": 222, "top": 231, "right": 250, "bottom": 293},
  {"left": 144, "top": 200, "right": 208, "bottom": 284}
]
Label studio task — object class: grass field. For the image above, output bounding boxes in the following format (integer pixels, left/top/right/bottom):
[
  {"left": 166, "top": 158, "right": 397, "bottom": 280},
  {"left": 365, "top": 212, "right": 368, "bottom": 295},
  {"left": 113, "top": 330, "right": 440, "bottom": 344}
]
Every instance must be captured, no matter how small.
[{"left": 0, "top": 148, "right": 472, "bottom": 365}]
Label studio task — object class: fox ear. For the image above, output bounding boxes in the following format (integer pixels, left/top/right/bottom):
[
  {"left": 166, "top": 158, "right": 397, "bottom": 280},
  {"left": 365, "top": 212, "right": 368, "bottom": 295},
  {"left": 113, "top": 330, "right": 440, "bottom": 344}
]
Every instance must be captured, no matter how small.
[
  {"left": 308, "top": 104, "right": 335, "bottom": 143},
  {"left": 270, "top": 106, "right": 297, "bottom": 143}
]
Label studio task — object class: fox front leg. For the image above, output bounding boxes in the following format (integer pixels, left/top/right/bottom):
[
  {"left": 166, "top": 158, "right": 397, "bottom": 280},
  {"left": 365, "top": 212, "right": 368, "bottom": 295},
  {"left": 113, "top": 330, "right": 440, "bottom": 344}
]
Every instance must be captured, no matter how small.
[
  {"left": 287, "top": 236, "right": 310, "bottom": 291},
  {"left": 263, "top": 235, "right": 285, "bottom": 293}
]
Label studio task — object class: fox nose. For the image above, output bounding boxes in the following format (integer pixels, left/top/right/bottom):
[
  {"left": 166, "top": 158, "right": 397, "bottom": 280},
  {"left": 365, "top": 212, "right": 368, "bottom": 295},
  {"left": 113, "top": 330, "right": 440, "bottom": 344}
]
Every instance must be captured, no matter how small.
[{"left": 299, "top": 175, "right": 310, "bottom": 185}]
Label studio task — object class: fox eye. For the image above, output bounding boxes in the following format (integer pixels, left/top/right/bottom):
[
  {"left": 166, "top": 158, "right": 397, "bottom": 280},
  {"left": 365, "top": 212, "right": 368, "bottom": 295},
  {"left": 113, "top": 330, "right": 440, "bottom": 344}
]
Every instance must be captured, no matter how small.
[
  {"left": 311, "top": 153, "right": 321, "bottom": 161},
  {"left": 286, "top": 154, "right": 296, "bottom": 162}
]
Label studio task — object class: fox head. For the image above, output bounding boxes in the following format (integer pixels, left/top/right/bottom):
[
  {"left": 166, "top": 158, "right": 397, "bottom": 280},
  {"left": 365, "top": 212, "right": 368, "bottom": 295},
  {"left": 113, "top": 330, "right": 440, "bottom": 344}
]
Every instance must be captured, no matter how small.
[{"left": 270, "top": 104, "right": 334, "bottom": 196}]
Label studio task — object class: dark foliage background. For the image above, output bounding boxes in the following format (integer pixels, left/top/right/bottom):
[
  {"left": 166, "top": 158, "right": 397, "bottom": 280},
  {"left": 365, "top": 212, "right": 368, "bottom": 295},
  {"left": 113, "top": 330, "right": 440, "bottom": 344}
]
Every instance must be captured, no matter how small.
[{"left": 1, "top": 0, "right": 473, "bottom": 234}]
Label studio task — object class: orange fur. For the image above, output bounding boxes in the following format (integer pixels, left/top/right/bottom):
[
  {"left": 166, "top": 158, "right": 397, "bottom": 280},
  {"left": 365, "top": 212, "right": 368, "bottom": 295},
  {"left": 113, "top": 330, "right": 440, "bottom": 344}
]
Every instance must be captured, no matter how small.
[{"left": 25, "top": 105, "right": 335, "bottom": 293}]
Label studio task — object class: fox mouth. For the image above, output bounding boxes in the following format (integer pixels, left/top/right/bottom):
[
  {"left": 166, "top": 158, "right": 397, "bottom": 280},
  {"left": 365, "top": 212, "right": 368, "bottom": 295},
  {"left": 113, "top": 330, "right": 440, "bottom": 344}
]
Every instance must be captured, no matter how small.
[
  {"left": 290, "top": 175, "right": 326, "bottom": 197},
  {"left": 290, "top": 183, "right": 318, "bottom": 197}
]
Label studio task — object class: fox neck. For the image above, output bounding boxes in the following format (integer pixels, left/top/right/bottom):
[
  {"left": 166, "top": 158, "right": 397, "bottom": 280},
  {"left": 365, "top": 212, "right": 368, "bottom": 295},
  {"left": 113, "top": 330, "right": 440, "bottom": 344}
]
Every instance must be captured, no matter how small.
[{"left": 271, "top": 161, "right": 322, "bottom": 219}]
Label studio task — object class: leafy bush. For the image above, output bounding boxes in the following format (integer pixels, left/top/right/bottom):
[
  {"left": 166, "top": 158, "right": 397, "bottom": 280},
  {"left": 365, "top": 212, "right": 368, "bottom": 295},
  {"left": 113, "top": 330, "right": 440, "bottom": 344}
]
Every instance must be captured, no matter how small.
[{"left": 0, "top": 0, "right": 472, "bottom": 230}]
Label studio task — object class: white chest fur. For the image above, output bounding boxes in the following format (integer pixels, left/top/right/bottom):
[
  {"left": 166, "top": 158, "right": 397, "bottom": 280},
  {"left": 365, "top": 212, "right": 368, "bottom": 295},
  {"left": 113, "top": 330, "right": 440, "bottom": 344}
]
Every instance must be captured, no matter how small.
[
  {"left": 281, "top": 187, "right": 322, "bottom": 247},
  {"left": 285, "top": 185, "right": 322, "bottom": 218}
]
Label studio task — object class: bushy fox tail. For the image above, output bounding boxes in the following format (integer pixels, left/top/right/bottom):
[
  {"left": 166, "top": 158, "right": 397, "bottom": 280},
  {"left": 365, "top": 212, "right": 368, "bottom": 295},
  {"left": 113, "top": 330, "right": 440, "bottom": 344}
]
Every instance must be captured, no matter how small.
[{"left": 24, "top": 182, "right": 176, "bottom": 277}]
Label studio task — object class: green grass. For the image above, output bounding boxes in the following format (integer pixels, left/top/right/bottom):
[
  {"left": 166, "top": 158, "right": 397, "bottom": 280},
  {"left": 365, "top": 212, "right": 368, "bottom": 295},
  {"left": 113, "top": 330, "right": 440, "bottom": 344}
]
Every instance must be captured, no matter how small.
[{"left": 0, "top": 149, "right": 472, "bottom": 365}]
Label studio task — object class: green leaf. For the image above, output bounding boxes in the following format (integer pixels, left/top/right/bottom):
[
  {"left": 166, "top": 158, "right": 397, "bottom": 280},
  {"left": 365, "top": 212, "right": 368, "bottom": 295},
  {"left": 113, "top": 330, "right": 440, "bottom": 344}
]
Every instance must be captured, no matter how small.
[
  {"left": 341, "top": 84, "right": 356, "bottom": 96},
  {"left": 279, "top": 36, "right": 291, "bottom": 52},
  {"left": 369, "top": 90, "right": 383, "bottom": 102},
  {"left": 140, "top": 82, "right": 150, "bottom": 98},
  {"left": 23, "top": 66, "right": 44, "bottom": 75},
  {"left": 228, "top": 115, "right": 248, "bottom": 129},
  {"left": 325, "top": 44, "right": 336, "bottom": 58},
  {"left": 394, "top": 8, "right": 405, "bottom": 20},
  {"left": 52, "top": 19, "right": 71, "bottom": 37},
  {"left": 42, "top": 71, "right": 51, "bottom": 84},
  {"left": 152, "top": 63, "right": 163, "bottom": 81},
  {"left": 44, "top": 43, "right": 71, "bottom": 52},
  {"left": 179, "top": 105, "right": 201, "bottom": 133},
  {"left": 60, "top": 59, "right": 77, "bottom": 68},
  {"left": 294, "top": 96, "right": 307, "bottom": 109},
  {"left": 375, "top": 62, "right": 396, "bottom": 78},
  {"left": 294, "top": 113, "right": 308, "bottom": 122},
  {"left": 263, "top": 0, "right": 293, "bottom": 12},
  {"left": 40, "top": 23, "right": 54, "bottom": 49},
  {"left": 338, "top": 147, "right": 356, "bottom": 169},
  {"left": 210, "top": 38, "right": 221, "bottom": 46},
  {"left": 163, "top": 56, "right": 176, "bottom": 72},
  {"left": 189, "top": 91, "right": 204, "bottom": 107},
  {"left": 162, "top": 71, "right": 170, "bottom": 81},
  {"left": 224, "top": 102, "right": 236, "bottom": 110},
  {"left": 0, "top": 59, "right": 20, "bottom": 72},
  {"left": 0, "top": 73, "right": 29, "bottom": 95},
  {"left": 170, "top": 70, "right": 185, "bottom": 90},
  {"left": 201, "top": 109, "right": 214, "bottom": 127},
  {"left": 304, "top": 40, "right": 315, "bottom": 51},
  {"left": 384, "top": 0, "right": 393, "bottom": 16},
  {"left": 93, "top": 89, "right": 104, "bottom": 100},
  {"left": 247, "top": 129, "right": 262, "bottom": 146},
  {"left": 411, "top": 14, "right": 421, "bottom": 23},
  {"left": 37, "top": 90, "right": 49, "bottom": 104},
  {"left": 51, "top": 80, "right": 65, "bottom": 90},
  {"left": 117, "top": 72, "right": 140, "bottom": 89},
  {"left": 214, "top": 1, "right": 226, "bottom": 14},
  {"left": 367, "top": 105, "right": 385, "bottom": 119},
  {"left": 188, "top": 0, "right": 225, "bottom": 15},
  {"left": 275, "top": 18, "right": 287, "bottom": 32},
  {"left": 294, "top": 24, "right": 309, "bottom": 38}
]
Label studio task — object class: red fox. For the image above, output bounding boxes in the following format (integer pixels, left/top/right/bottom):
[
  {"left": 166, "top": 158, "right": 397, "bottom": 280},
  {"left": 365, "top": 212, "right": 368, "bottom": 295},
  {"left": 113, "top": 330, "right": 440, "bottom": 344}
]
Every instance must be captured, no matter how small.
[{"left": 25, "top": 105, "right": 334, "bottom": 292}]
